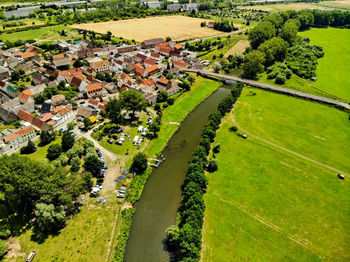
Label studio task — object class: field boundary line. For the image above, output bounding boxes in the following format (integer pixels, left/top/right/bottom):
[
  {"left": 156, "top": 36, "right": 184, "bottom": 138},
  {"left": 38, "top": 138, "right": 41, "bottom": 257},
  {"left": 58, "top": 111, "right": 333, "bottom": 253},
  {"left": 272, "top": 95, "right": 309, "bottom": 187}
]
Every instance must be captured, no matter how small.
[{"left": 229, "top": 111, "right": 350, "bottom": 177}]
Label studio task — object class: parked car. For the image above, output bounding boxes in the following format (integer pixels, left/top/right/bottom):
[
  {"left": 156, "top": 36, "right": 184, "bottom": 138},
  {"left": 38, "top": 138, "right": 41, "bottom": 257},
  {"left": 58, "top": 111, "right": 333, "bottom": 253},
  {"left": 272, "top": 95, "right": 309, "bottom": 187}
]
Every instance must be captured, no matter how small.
[
  {"left": 107, "top": 139, "right": 113, "bottom": 144},
  {"left": 93, "top": 128, "right": 98, "bottom": 132},
  {"left": 98, "top": 137, "right": 103, "bottom": 141},
  {"left": 103, "top": 166, "right": 108, "bottom": 169},
  {"left": 117, "top": 193, "right": 125, "bottom": 198},
  {"left": 119, "top": 189, "right": 126, "bottom": 194},
  {"left": 120, "top": 187, "right": 127, "bottom": 191},
  {"left": 338, "top": 174, "right": 345, "bottom": 180},
  {"left": 242, "top": 135, "right": 248, "bottom": 139}
]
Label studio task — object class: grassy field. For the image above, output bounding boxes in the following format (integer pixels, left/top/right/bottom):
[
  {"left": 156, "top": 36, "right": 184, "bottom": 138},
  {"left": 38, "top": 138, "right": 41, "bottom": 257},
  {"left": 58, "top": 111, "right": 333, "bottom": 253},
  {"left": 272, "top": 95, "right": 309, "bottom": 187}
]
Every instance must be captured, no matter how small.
[
  {"left": 0, "top": 25, "right": 74, "bottom": 42},
  {"left": 1, "top": 19, "right": 44, "bottom": 30},
  {"left": 5, "top": 198, "right": 121, "bottom": 262},
  {"left": 238, "top": 1, "right": 350, "bottom": 11},
  {"left": 145, "top": 75, "right": 221, "bottom": 157},
  {"left": 224, "top": 39, "right": 250, "bottom": 57},
  {"left": 71, "top": 16, "right": 222, "bottom": 42},
  {"left": 202, "top": 88, "right": 350, "bottom": 261},
  {"left": 25, "top": 137, "right": 62, "bottom": 162},
  {"left": 299, "top": 28, "right": 350, "bottom": 102}
]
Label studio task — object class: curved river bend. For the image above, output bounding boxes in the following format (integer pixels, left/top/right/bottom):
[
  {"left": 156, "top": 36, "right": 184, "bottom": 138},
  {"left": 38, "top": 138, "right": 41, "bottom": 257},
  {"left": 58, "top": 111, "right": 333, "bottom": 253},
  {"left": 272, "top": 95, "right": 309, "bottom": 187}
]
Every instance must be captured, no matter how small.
[{"left": 124, "top": 86, "right": 231, "bottom": 262}]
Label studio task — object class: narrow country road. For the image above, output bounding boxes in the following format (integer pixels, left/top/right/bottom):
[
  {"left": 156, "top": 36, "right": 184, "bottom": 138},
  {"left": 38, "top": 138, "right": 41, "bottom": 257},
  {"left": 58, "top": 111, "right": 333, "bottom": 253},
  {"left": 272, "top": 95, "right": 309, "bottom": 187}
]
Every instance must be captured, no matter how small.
[
  {"left": 185, "top": 69, "right": 350, "bottom": 110},
  {"left": 229, "top": 111, "right": 350, "bottom": 177}
]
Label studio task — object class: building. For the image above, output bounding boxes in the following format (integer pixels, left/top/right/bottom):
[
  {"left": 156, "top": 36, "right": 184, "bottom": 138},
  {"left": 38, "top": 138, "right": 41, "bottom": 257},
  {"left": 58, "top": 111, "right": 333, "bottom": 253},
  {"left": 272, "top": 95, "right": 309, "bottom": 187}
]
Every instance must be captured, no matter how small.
[
  {"left": 91, "top": 60, "right": 110, "bottom": 73},
  {"left": 17, "top": 109, "right": 50, "bottom": 131},
  {"left": 1, "top": 125, "right": 36, "bottom": 151},
  {"left": 51, "top": 94, "right": 65, "bottom": 106},
  {"left": 85, "top": 82, "right": 105, "bottom": 97},
  {"left": 141, "top": 38, "right": 165, "bottom": 49},
  {"left": 0, "top": 65, "right": 10, "bottom": 80}
]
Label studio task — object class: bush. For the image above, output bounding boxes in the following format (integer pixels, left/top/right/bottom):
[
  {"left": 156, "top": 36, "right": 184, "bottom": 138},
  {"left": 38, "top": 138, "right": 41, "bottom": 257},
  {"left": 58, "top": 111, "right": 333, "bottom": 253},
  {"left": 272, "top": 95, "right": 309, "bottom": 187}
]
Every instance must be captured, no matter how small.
[
  {"left": 167, "top": 97, "right": 175, "bottom": 105},
  {"left": 207, "top": 159, "right": 218, "bottom": 172},
  {"left": 70, "top": 156, "right": 81, "bottom": 172},
  {"left": 213, "top": 143, "right": 221, "bottom": 153},
  {"left": 20, "top": 139, "right": 36, "bottom": 154},
  {"left": 0, "top": 239, "right": 8, "bottom": 257},
  {"left": 229, "top": 126, "right": 238, "bottom": 132}
]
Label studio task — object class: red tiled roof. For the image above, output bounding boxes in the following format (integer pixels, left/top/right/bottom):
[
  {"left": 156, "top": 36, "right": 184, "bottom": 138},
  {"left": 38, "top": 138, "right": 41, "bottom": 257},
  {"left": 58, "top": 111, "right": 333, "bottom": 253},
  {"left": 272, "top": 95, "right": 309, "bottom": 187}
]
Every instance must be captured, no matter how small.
[
  {"left": 69, "top": 68, "right": 82, "bottom": 75},
  {"left": 53, "top": 53, "right": 68, "bottom": 61},
  {"left": 92, "top": 60, "right": 109, "bottom": 68},
  {"left": 86, "top": 82, "right": 102, "bottom": 92},
  {"left": 151, "top": 53, "right": 160, "bottom": 58},
  {"left": 21, "top": 52, "right": 35, "bottom": 59},
  {"left": 51, "top": 94, "right": 65, "bottom": 102},
  {"left": 57, "top": 106, "right": 72, "bottom": 116},
  {"left": 146, "top": 65, "right": 158, "bottom": 74},
  {"left": 143, "top": 79, "right": 155, "bottom": 86},
  {"left": 53, "top": 105, "right": 64, "bottom": 114},
  {"left": 98, "top": 104, "right": 106, "bottom": 110},
  {"left": 40, "top": 113, "right": 55, "bottom": 122},
  {"left": 4, "top": 126, "right": 35, "bottom": 142},
  {"left": 158, "top": 78, "right": 169, "bottom": 85},
  {"left": 160, "top": 47, "right": 171, "bottom": 54},
  {"left": 173, "top": 60, "right": 187, "bottom": 68},
  {"left": 144, "top": 58, "right": 157, "bottom": 65},
  {"left": 88, "top": 98, "right": 99, "bottom": 106}
]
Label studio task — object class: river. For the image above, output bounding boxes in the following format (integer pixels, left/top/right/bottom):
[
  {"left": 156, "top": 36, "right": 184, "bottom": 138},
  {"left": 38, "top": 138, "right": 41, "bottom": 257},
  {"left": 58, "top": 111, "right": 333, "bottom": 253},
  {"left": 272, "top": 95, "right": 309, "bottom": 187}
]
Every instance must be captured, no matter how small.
[{"left": 124, "top": 86, "right": 231, "bottom": 262}]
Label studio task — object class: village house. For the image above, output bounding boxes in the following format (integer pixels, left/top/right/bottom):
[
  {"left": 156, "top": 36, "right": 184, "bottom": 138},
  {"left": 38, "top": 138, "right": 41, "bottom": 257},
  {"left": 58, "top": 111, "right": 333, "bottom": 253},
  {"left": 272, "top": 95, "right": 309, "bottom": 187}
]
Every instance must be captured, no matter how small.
[
  {"left": 32, "top": 72, "right": 49, "bottom": 86},
  {"left": 77, "top": 106, "right": 96, "bottom": 119},
  {"left": 85, "top": 82, "right": 105, "bottom": 97},
  {"left": 17, "top": 109, "right": 50, "bottom": 131},
  {"left": 52, "top": 53, "right": 72, "bottom": 68},
  {"left": 0, "top": 65, "right": 10, "bottom": 80},
  {"left": 90, "top": 60, "right": 110, "bottom": 73},
  {"left": 141, "top": 38, "right": 165, "bottom": 49},
  {"left": 51, "top": 94, "right": 66, "bottom": 106},
  {"left": 1, "top": 125, "right": 36, "bottom": 151}
]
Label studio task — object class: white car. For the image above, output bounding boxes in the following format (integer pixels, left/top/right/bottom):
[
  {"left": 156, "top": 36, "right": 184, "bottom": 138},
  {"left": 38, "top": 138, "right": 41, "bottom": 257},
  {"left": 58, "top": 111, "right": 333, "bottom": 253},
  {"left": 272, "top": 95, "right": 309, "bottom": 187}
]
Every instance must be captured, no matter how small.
[{"left": 117, "top": 193, "right": 125, "bottom": 198}]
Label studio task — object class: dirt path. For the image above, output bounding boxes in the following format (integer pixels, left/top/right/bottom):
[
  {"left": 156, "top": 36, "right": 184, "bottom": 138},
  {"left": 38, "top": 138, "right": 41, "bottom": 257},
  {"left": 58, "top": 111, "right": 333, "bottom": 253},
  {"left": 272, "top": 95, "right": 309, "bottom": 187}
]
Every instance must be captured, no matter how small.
[{"left": 229, "top": 111, "right": 349, "bottom": 177}]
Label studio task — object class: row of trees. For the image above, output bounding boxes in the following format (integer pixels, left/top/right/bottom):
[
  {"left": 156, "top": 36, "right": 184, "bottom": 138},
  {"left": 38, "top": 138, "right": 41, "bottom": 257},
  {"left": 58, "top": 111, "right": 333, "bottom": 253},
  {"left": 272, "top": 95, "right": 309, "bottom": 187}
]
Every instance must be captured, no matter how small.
[
  {"left": 213, "top": 20, "right": 239, "bottom": 32},
  {"left": 165, "top": 82, "right": 244, "bottom": 261}
]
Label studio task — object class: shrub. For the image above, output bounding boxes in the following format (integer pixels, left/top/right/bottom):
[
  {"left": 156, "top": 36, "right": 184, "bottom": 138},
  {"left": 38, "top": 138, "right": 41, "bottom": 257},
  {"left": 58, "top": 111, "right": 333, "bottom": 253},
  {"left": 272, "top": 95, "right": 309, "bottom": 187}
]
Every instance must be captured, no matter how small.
[
  {"left": 130, "top": 153, "right": 148, "bottom": 175},
  {"left": 207, "top": 158, "right": 218, "bottom": 172},
  {"left": 47, "top": 143, "right": 62, "bottom": 161},
  {"left": 229, "top": 126, "right": 238, "bottom": 132}
]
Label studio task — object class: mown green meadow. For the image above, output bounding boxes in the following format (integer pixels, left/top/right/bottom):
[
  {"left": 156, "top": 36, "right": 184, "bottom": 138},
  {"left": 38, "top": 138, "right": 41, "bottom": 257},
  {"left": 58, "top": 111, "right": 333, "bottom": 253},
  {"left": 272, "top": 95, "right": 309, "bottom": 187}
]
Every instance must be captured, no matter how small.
[
  {"left": 299, "top": 28, "right": 350, "bottom": 102},
  {"left": 202, "top": 88, "right": 350, "bottom": 261}
]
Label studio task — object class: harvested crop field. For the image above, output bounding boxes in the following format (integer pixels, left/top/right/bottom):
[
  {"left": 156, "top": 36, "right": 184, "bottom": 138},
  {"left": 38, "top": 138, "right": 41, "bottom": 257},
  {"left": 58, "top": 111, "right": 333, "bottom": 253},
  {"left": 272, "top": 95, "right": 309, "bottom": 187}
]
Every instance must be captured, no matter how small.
[
  {"left": 72, "top": 16, "right": 222, "bottom": 42},
  {"left": 225, "top": 39, "right": 250, "bottom": 57}
]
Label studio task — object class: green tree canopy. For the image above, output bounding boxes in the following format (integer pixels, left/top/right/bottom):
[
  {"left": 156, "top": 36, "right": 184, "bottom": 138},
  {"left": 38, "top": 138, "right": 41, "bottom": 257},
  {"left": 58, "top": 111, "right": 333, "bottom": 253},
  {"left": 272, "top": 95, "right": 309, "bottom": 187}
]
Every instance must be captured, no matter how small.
[
  {"left": 130, "top": 153, "right": 148, "bottom": 175},
  {"left": 258, "top": 37, "right": 288, "bottom": 65},
  {"left": 47, "top": 143, "right": 62, "bottom": 161},
  {"left": 61, "top": 132, "right": 75, "bottom": 152},
  {"left": 106, "top": 98, "right": 122, "bottom": 124},
  {"left": 120, "top": 90, "right": 146, "bottom": 116},
  {"left": 242, "top": 50, "right": 265, "bottom": 80},
  {"left": 248, "top": 21, "right": 276, "bottom": 49}
]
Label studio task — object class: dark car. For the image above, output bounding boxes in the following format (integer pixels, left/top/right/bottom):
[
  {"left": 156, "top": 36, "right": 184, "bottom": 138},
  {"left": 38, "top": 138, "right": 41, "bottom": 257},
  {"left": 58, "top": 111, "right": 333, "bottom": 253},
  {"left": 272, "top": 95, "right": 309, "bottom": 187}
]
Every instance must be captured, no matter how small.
[
  {"left": 98, "top": 137, "right": 103, "bottom": 141},
  {"left": 107, "top": 139, "right": 113, "bottom": 144}
]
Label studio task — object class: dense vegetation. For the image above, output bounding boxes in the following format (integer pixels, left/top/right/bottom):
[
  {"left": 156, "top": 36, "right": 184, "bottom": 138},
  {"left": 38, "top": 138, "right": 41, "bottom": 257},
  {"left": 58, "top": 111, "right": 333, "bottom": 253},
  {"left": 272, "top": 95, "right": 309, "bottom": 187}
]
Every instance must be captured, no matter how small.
[
  {"left": 164, "top": 82, "right": 244, "bottom": 261},
  {"left": 0, "top": 154, "right": 91, "bottom": 239},
  {"left": 243, "top": 9, "right": 349, "bottom": 81}
]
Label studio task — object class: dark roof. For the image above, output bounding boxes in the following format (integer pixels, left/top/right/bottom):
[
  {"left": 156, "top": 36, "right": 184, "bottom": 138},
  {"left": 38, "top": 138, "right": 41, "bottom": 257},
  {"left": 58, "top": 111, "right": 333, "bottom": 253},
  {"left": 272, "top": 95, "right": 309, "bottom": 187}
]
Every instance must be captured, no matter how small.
[{"left": 142, "top": 38, "right": 165, "bottom": 46}]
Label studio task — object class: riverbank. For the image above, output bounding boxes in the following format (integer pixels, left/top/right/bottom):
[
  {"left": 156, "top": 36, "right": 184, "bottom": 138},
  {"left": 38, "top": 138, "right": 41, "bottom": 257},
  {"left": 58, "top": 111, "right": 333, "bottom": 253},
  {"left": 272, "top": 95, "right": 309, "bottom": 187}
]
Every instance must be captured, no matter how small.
[{"left": 113, "top": 75, "right": 222, "bottom": 261}]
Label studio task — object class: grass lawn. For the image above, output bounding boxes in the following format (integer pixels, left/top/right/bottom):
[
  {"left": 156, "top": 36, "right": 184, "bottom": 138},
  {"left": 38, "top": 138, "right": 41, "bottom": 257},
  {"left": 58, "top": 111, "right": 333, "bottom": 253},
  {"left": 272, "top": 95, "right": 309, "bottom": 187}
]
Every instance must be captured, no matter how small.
[
  {"left": 0, "top": 25, "right": 73, "bottom": 42},
  {"left": 299, "top": 28, "right": 350, "bottom": 102},
  {"left": 6, "top": 198, "right": 121, "bottom": 262},
  {"left": 202, "top": 88, "right": 350, "bottom": 261},
  {"left": 25, "top": 137, "right": 62, "bottom": 162},
  {"left": 0, "top": 123, "right": 15, "bottom": 132},
  {"left": 145, "top": 76, "right": 221, "bottom": 157}
]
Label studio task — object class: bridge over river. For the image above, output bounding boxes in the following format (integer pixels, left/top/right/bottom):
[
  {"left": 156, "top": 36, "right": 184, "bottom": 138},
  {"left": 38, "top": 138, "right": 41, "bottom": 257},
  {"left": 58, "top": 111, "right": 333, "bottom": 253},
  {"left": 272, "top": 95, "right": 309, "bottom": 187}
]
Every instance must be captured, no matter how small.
[{"left": 184, "top": 69, "right": 350, "bottom": 110}]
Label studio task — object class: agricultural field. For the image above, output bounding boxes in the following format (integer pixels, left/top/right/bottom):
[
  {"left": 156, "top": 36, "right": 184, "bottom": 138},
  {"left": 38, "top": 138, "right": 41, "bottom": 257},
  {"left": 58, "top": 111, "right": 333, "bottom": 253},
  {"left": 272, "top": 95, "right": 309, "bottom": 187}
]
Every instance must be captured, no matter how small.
[
  {"left": 145, "top": 75, "right": 221, "bottom": 157},
  {"left": 0, "top": 25, "right": 75, "bottom": 42},
  {"left": 299, "top": 28, "right": 350, "bottom": 102},
  {"left": 238, "top": 0, "right": 350, "bottom": 11},
  {"left": 224, "top": 39, "right": 250, "bottom": 57},
  {"left": 72, "top": 16, "right": 223, "bottom": 42},
  {"left": 202, "top": 88, "right": 350, "bottom": 261}
]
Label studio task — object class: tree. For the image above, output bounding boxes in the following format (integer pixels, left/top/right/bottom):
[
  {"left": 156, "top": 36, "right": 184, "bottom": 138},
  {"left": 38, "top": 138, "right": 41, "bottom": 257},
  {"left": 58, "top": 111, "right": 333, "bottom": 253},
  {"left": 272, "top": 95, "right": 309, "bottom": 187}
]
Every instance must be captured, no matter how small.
[
  {"left": 187, "top": 74, "right": 195, "bottom": 84},
  {"left": 148, "top": 122, "right": 160, "bottom": 138},
  {"left": 130, "top": 153, "right": 148, "bottom": 174},
  {"left": 20, "top": 139, "right": 37, "bottom": 154},
  {"left": 157, "top": 91, "right": 168, "bottom": 103},
  {"left": 207, "top": 158, "right": 218, "bottom": 172},
  {"left": 11, "top": 70, "right": 20, "bottom": 81},
  {"left": 258, "top": 37, "right": 288, "bottom": 65},
  {"left": 185, "top": 171, "right": 208, "bottom": 191},
  {"left": 34, "top": 203, "right": 66, "bottom": 233},
  {"left": 47, "top": 143, "right": 62, "bottom": 161},
  {"left": 213, "top": 143, "right": 221, "bottom": 153},
  {"left": 40, "top": 130, "right": 54, "bottom": 146},
  {"left": 165, "top": 226, "right": 180, "bottom": 252},
  {"left": 242, "top": 50, "right": 265, "bottom": 80},
  {"left": 83, "top": 117, "right": 92, "bottom": 130},
  {"left": 120, "top": 90, "right": 146, "bottom": 117},
  {"left": 167, "top": 97, "right": 175, "bottom": 105},
  {"left": 165, "top": 73, "right": 174, "bottom": 80},
  {"left": 34, "top": 93, "right": 46, "bottom": 104},
  {"left": 70, "top": 156, "right": 81, "bottom": 172},
  {"left": 61, "top": 132, "right": 75, "bottom": 152},
  {"left": 199, "top": 137, "right": 211, "bottom": 155},
  {"left": 83, "top": 155, "right": 103, "bottom": 176},
  {"left": 105, "top": 98, "right": 122, "bottom": 124},
  {"left": 248, "top": 21, "right": 276, "bottom": 49},
  {"left": 279, "top": 19, "right": 300, "bottom": 46},
  {"left": 263, "top": 13, "right": 284, "bottom": 29},
  {"left": 0, "top": 239, "right": 8, "bottom": 257},
  {"left": 202, "top": 126, "right": 216, "bottom": 142},
  {"left": 67, "top": 122, "right": 75, "bottom": 131},
  {"left": 166, "top": 36, "right": 172, "bottom": 42}
]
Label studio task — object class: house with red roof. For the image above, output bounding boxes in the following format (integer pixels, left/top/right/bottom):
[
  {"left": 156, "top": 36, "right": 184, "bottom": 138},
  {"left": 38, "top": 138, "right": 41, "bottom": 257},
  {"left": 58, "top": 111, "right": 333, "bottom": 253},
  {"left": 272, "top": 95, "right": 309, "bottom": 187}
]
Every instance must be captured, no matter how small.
[
  {"left": 17, "top": 110, "right": 50, "bottom": 131},
  {"left": 85, "top": 82, "right": 105, "bottom": 97},
  {"left": 145, "top": 65, "right": 160, "bottom": 76},
  {"left": 2, "top": 125, "right": 36, "bottom": 150},
  {"left": 90, "top": 60, "right": 110, "bottom": 73}
]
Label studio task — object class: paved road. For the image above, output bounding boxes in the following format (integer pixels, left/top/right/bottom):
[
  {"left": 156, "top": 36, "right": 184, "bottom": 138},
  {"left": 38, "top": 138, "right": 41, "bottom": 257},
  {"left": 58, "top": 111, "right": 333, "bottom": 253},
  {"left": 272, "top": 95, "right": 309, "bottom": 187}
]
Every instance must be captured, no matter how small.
[{"left": 185, "top": 69, "right": 350, "bottom": 110}]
